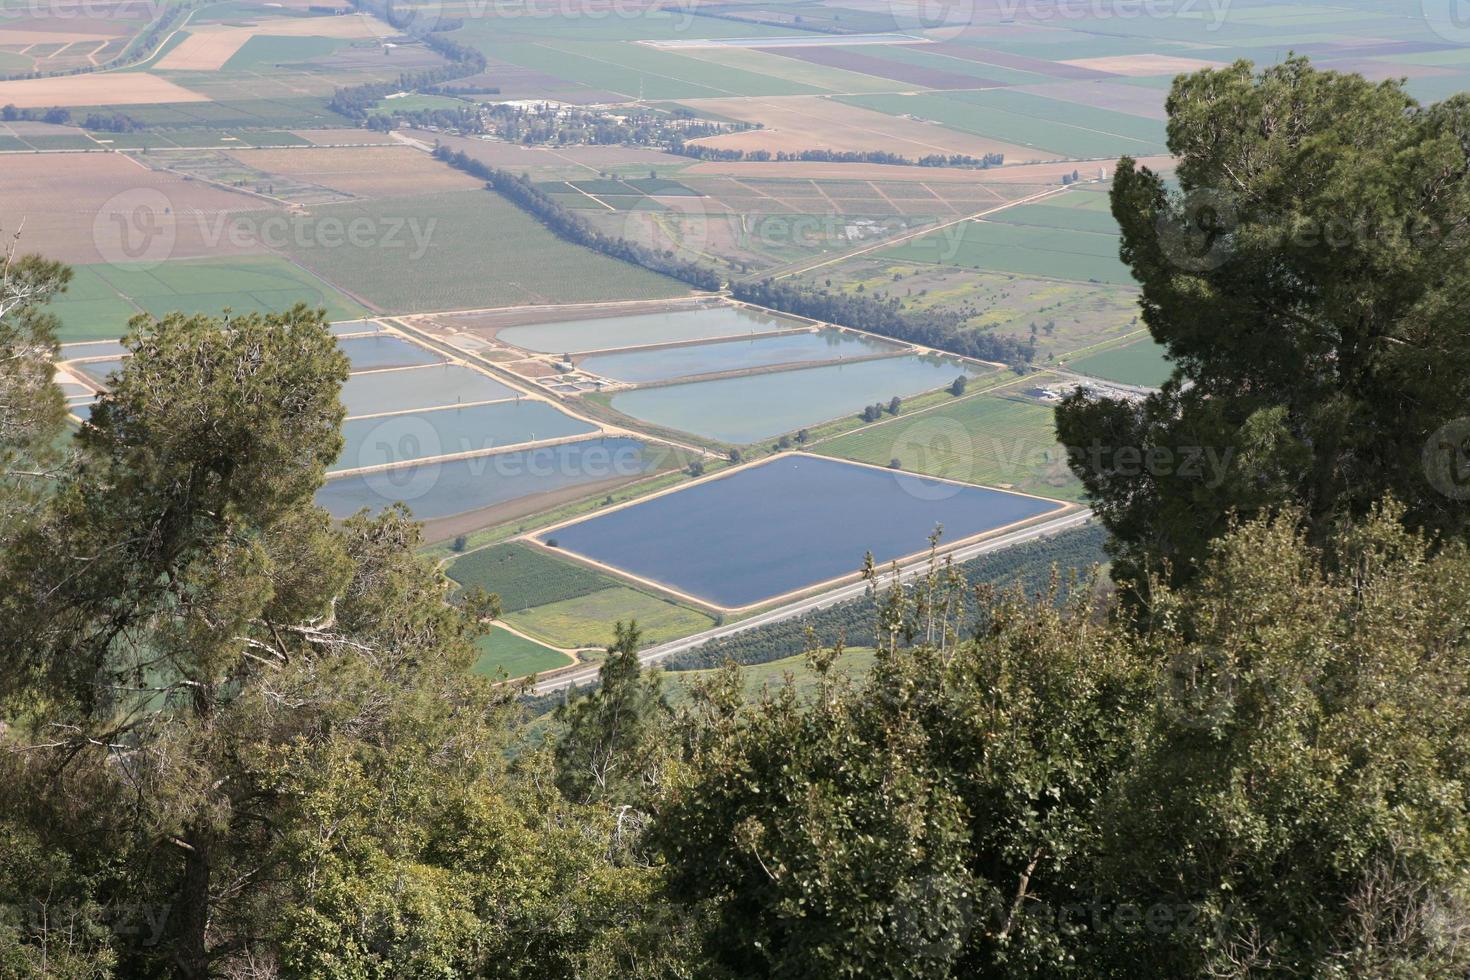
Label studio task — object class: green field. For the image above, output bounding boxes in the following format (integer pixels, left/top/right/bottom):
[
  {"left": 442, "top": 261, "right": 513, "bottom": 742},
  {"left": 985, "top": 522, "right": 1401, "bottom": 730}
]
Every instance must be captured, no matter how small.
[
  {"left": 62, "top": 96, "right": 343, "bottom": 130},
  {"left": 839, "top": 91, "right": 1166, "bottom": 160},
  {"left": 448, "top": 541, "right": 613, "bottom": 613},
  {"left": 471, "top": 626, "right": 573, "bottom": 680},
  {"left": 260, "top": 189, "right": 689, "bottom": 312},
  {"left": 667, "top": 46, "right": 905, "bottom": 95},
  {"left": 46, "top": 256, "right": 369, "bottom": 342},
  {"left": 880, "top": 218, "right": 1132, "bottom": 285},
  {"left": 1065, "top": 338, "right": 1173, "bottom": 387},
  {"left": 222, "top": 34, "right": 345, "bottom": 71},
  {"left": 505, "top": 586, "right": 716, "bottom": 649},
  {"left": 664, "top": 647, "right": 877, "bottom": 707},
  {"left": 814, "top": 387, "right": 1083, "bottom": 501}
]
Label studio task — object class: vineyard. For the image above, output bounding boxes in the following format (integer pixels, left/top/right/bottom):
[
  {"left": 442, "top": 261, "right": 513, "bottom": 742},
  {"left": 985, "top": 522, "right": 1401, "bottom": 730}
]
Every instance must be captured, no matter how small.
[{"left": 448, "top": 541, "right": 613, "bottom": 613}]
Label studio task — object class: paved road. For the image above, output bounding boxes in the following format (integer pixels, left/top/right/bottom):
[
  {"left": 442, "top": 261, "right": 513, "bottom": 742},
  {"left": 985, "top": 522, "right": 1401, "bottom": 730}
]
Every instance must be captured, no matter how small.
[{"left": 531, "top": 507, "right": 1095, "bottom": 694}]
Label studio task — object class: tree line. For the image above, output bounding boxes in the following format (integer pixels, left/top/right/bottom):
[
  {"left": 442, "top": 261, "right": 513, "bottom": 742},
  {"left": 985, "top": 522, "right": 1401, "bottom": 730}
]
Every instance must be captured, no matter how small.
[
  {"left": 732, "top": 277, "right": 1037, "bottom": 369},
  {"left": 671, "top": 144, "right": 1006, "bottom": 169},
  {"left": 433, "top": 145, "right": 725, "bottom": 290}
]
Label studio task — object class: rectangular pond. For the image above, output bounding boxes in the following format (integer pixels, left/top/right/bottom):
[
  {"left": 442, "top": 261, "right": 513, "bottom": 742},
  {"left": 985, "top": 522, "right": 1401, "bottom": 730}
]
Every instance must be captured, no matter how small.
[
  {"left": 338, "top": 334, "right": 445, "bottom": 371},
  {"left": 59, "top": 340, "right": 128, "bottom": 360},
  {"left": 542, "top": 454, "right": 1063, "bottom": 609},
  {"left": 333, "top": 399, "right": 597, "bottom": 472},
  {"left": 75, "top": 358, "right": 126, "bottom": 384},
  {"left": 330, "top": 320, "right": 385, "bottom": 336},
  {"left": 579, "top": 328, "right": 902, "bottom": 384},
  {"left": 496, "top": 305, "right": 804, "bottom": 355},
  {"left": 607, "top": 353, "right": 975, "bottom": 444},
  {"left": 317, "top": 437, "right": 663, "bottom": 521},
  {"left": 342, "top": 364, "right": 520, "bottom": 418}
]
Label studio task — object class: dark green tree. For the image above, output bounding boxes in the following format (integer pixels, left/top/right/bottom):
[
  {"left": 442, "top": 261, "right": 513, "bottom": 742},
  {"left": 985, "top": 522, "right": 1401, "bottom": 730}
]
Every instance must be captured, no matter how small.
[
  {"left": 0, "top": 240, "right": 70, "bottom": 543},
  {"left": 554, "top": 622, "right": 670, "bottom": 807},
  {"left": 1057, "top": 57, "right": 1470, "bottom": 596}
]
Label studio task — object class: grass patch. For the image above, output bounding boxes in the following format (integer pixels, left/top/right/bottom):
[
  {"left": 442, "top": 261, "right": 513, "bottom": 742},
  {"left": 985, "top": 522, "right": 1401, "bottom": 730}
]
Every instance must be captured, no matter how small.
[
  {"left": 448, "top": 541, "right": 613, "bottom": 613},
  {"left": 222, "top": 34, "right": 345, "bottom": 71},
  {"left": 881, "top": 219, "right": 1132, "bottom": 285},
  {"left": 471, "top": 626, "right": 573, "bottom": 680},
  {"left": 505, "top": 586, "right": 715, "bottom": 649},
  {"left": 1064, "top": 337, "right": 1172, "bottom": 387},
  {"left": 814, "top": 384, "right": 1083, "bottom": 501},
  {"left": 46, "top": 256, "right": 370, "bottom": 342}
]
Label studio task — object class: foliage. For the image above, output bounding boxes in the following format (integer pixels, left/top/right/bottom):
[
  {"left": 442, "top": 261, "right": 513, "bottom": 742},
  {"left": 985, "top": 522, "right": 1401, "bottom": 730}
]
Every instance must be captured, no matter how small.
[
  {"left": 732, "top": 278, "right": 1035, "bottom": 369},
  {"left": 555, "top": 622, "right": 670, "bottom": 807},
  {"left": 0, "top": 303, "right": 675, "bottom": 977},
  {"left": 1057, "top": 58, "right": 1470, "bottom": 596},
  {"left": 658, "top": 508, "right": 1470, "bottom": 978},
  {"left": 0, "top": 240, "right": 70, "bottom": 542}
]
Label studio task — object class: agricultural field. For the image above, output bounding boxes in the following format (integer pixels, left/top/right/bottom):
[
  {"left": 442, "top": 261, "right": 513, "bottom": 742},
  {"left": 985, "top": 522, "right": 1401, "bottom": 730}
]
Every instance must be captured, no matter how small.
[
  {"left": 0, "top": 0, "right": 148, "bottom": 76},
  {"left": 154, "top": 11, "right": 390, "bottom": 72},
  {"left": 1063, "top": 337, "right": 1174, "bottom": 388},
  {"left": 0, "top": 153, "right": 273, "bottom": 267},
  {"left": 448, "top": 541, "right": 616, "bottom": 613},
  {"left": 0, "top": 72, "right": 206, "bottom": 108},
  {"left": 677, "top": 95, "right": 1042, "bottom": 159},
  {"left": 7, "top": 0, "right": 1469, "bottom": 605},
  {"left": 796, "top": 261, "right": 1142, "bottom": 363},
  {"left": 471, "top": 627, "right": 573, "bottom": 680},
  {"left": 814, "top": 381, "right": 1084, "bottom": 502},
  {"left": 880, "top": 214, "right": 1131, "bottom": 285},
  {"left": 503, "top": 585, "right": 716, "bottom": 649},
  {"left": 539, "top": 454, "right": 1065, "bottom": 609},
  {"left": 257, "top": 189, "right": 691, "bottom": 312},
  {"left": 45, "top": 256, "right": 368, "bottom": 342},
  {"left": 223, "top": 146, "right": 482, "bottom": 199}
]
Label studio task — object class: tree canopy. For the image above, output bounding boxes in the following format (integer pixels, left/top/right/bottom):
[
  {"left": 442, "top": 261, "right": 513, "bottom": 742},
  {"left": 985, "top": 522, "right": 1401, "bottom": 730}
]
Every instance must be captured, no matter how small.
[{"left": 1057, "top": 58, "right": 1470, "bottom": 594}]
